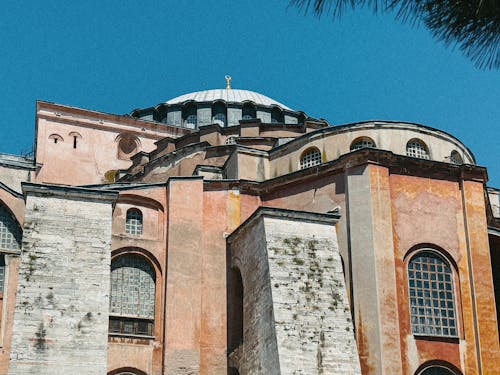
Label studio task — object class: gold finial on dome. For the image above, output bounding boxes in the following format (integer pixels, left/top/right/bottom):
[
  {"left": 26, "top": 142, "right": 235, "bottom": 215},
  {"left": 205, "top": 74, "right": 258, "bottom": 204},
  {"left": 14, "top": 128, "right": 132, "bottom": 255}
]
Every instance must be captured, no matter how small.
[{"left": 225, "top": 75, "right": 232, "bottom": 90}]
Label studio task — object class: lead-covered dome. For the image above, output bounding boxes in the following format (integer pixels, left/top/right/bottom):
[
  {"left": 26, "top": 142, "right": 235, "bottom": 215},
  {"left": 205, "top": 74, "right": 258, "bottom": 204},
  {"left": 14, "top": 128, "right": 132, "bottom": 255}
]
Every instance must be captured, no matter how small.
[
  {"left": 131, "top": 87, "right": 309, "bottom": 129},
  {"left": 165, "top": 89, "right": 292, "bottom": 111}
]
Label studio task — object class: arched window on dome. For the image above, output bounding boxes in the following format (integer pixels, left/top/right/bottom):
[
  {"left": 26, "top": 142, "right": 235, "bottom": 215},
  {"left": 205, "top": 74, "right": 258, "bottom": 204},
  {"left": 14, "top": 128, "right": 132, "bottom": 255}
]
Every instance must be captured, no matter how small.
[
  {"left": 125, "top": 209, "right": 143, "bottom": 236},
  {"left": 408, "top": 250, "right": 458, "bottom": 337},
  {"left": 300, "top": 148, "right": 322, "bottom": 169},
  {"left": 406, "top": 139, "right": 430, "bottom": 159},
  {"left": 415, "top": 361, "right": 462, "bottom": 375},
  {"left": 350, "top": 137, "right": 376, "bottom": 151},
  {"left": 212, "top": 102, "right": 227, "bottom": 127},
  {"left": 0, "top": 204, "right": 21, "bottom": 252},
  {"left": 242, "top": 103, "right": 256, "bottom": 120},
  {"left": 109, "top": 254, "right": 156, "bottom": 336},
  {"left": 271, "top": 107, "right": 284, "bottom": 124},
  {"left": 450, "top": 150, "right": 463, "bottom": 165},
  {"left": 182, "top": 103, "right": 197, "bottom": 129}
]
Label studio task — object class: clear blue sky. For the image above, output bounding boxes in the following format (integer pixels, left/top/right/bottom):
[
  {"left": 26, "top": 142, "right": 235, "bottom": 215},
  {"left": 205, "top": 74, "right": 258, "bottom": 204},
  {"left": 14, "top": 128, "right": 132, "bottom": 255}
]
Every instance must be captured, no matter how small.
[{"left": 1, "top": 1, "right": 499, "bottom": 186}]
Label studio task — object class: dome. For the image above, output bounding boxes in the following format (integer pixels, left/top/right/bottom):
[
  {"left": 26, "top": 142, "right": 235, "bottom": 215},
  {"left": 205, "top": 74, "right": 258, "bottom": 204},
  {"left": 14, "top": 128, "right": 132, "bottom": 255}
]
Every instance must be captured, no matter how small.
[{"left": 165, "top": 89, "right": 292, "bottom": 111}]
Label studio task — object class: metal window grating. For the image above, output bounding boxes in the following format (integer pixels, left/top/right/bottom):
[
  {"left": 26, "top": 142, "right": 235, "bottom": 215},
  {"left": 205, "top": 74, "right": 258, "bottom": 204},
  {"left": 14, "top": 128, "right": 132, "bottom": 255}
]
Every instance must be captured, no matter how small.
[
  {"left": 406, "top": 140, "right": 430, "bottom": 159},
  {"left": 300, "top": 149, "right": 322, "bottom": 169},
  {"left": 125, "top": 209, "right": 143, "bottom": 236},
  {"left": 351, "top": 138, "right": 375, "bottom": 151},
  {"left": 213, "top": 113, "right": 226, "bottom": 126},
  {"left": 450, "top": 151, "right": 463, "bottom": 165},
  {"left": 408, "top": 252, "right": 457, "bottom": 337},
  {"left": 0, "top": 206, "right": 21, "bottom": 252},
  {"left": 0, "top": 255, "right": 5, "bottom": 292},
  {"left": 110, "top": 255, "right": 155, "bottom": 319}
]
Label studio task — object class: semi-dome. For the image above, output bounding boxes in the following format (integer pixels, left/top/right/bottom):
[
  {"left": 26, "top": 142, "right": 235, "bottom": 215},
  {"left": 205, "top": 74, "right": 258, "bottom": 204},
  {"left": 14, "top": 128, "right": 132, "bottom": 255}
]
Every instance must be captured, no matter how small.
[{"left": 165, "top": 89, "right": 292, "bottom": 111}]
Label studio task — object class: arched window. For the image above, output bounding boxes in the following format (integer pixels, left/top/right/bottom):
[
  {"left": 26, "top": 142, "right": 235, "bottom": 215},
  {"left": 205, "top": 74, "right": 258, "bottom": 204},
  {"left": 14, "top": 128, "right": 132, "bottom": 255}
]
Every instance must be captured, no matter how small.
[
  {"left": 300, "top": 148, "right": 322, "bottom": 169},
  {"left": 117, "top": 134, "right": 139, "bottom": 160},
  {"left": 109, "top": 254, "right": 156, "bottom": 336},
  {"left": 48, "top": 134, "right": 63, "bottom": 144},
  {"left": 0, "top": 205, "right": 21, "bottom": 252},
  {"left": 350, "top": 137, "right": 376, "bottom": 151},
  {"left": 242, "top": 103, "right": 256, "bottom": 120},
  {"left": 125, "top": 209, "right": 143, "bottom": 236},
  {"left": 271, "top": 107, "right": 284, "bottom": 124},
  {"left": 406, "top": 139, "right": 430, "bottom": 159},
  {"left": 420, "top": 366, "right": 457, "bottom": 375},
  {"left": 212, "top": 102, "right": 227, "bottom": 127},
  {"left": 183, "top": 104, "right": 197, "bottom": 129},
  {"left": 225, "top": 136, "right": 237, "bottom": 145},
  {"left": 450, "top": 151, "right": 463, "bottom": 165},
  {"left": 408, "top": 251, "right": 457, "bottom": 337}
]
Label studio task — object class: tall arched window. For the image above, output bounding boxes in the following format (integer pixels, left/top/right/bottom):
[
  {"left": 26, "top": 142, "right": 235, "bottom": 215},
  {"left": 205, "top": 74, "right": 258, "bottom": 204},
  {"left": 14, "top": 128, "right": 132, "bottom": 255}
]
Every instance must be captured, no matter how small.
[
  {"left": 183, "top": 103, "right": 197, "bottom": 129},
  {"left": 350, "top": 137, "right": 376, "bottom": 151},
  {"left": 271, "top": 107, "right": 284, "bottom": 124},
  {"left": 125, "top": 209, "right": 143, "bottom": 236},
  {"left": 109, "top": 254, "right": 156, "bottom": 336},
  {"left": 300, "top": 148, "right": 322, "bottom": 169},
  {"left": 408, "top": 251, "right": 457, "bottom": 337},
  {"left": 242, "top": 103, "right": 256, "bottom": 120},
  {"left": 0, "top": 205, "right": 21, "bottom": 252},
  {"left": 212, "top": 102, "right": 227, "bottom": 126},
  {"left": 406, "top": 139, "right": 430, "bottom": 159}
]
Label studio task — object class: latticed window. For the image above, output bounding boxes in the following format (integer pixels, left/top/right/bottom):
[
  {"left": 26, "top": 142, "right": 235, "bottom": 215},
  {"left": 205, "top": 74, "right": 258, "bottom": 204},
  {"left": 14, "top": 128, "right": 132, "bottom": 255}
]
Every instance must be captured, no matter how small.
[
  {"left": 225, "top": 136, "right": 237, "bottom": 145},
  {"left": 0, "top": 205, "right": 21, "bottom": 252},
  {"left": 350, "top": 137, "right": 376, "bottom": 151},
  {"left": 110, "top": 255, "right": 156, "bottom": 336},
  {"left": 0, "top": 255, "right": 5, "bottom": 293},
  {"left": 408, "top": 251, "right": 457, "bottom": 337},
  {"left": 185, "top": 114, "right": 197, "bottom": 128},
  {"left": 213, "top": 112, "right": 226, "bottom": 126},
  {"left": 125, "top": 209, "right": 143, "bottom": 236},
  {"left": 300, "top": 148, "right": 322, "bottom": 169},
  {"left": 406, "top": 139, "right": 430, "bottom": 159},
  {"left": 450, "top": 151, "right": 463, "bottom": 165}
]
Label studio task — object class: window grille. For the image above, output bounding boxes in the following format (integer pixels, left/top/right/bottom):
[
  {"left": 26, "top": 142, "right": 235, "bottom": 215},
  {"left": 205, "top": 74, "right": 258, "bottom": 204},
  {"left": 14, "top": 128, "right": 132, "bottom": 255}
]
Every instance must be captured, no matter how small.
[
  {"left": 406, "top": 139, "right": 430, "bottom": 159},
  {"left": 0, "top": 255, "right": 5, "bottom": 293},
  {"left": 125, "top": 209, "right": 143, "bottom": 236},
  {"left": 213, "top": 113, "right": 226, "bottom": 126},
  {"left": 408, "top": 251, "right": 457, "bottom": 337},
  {"left": 0, "top": 206, "right": 21, "bottom": 252},
  {"left": 225, "top": 136, "right": 237, "bottom": 145},
  {"left": 185, "top": 114, "right": 197, "bottom": 127},
  {"left": 350, "top": 138, "right": 375, "bottom": 151},
  {"left": 450, "top": 151, "right": 463, "bottom": 165},
  {"left": 110, "top": 255, "right": 156, "bottom": 336},
  {"left": 300, "top": 149, "right": 322, "bottom": 169}
]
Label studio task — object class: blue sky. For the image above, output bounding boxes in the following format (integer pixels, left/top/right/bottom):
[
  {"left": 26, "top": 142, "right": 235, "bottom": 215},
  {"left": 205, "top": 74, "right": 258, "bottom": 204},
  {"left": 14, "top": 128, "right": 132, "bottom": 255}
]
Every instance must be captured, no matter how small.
[{"left": 1, "top": 1, "right": 499, "bottom": 186}]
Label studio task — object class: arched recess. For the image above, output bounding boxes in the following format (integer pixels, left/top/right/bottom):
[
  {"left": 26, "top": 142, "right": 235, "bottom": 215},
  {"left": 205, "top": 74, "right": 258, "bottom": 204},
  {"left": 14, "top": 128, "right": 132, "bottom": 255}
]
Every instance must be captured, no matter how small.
[
  {"left": 116, "top": 133, "right": 141, "bottom": 160},
  {"left": 350, "top": 136, "right": 376, "bottom": 151},
  {"left": 48, "top": 133, "right": 63, "bottom": 144},
  {"left": 241, "top": 102, "right": 256, "bottom": 120},
  {"left": 212, "top": 101, "right": 227, "bottom": 127},
  {"left": 415, "top": 360, "right": 462, "bottom": 375},
  {"left": 116, "top": 194, "right": 165, "bottom": 212},
  {"left": 109, "top": 248, "right": 162, "bottom": 337},
  {"left": 271, "top": 106, "right": 284, "bottom": 124},
  {"left": 108, "top": 367, "right": 148, "bottom": 375},
  {"left": 404, "top": 245, "right": 460, "bottom": 338},
  {"left": 68, "top": 131, "right": 82, "bottom": 149},
  {"left": 227, "top": 266, "right": 244, "bottom": 355}
]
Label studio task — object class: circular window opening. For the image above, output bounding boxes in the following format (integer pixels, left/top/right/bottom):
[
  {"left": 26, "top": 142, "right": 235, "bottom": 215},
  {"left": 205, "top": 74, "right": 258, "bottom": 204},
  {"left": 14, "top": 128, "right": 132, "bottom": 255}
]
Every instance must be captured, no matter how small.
[{"left": 119, "top": 137, "right": 138, "bottom": 155}]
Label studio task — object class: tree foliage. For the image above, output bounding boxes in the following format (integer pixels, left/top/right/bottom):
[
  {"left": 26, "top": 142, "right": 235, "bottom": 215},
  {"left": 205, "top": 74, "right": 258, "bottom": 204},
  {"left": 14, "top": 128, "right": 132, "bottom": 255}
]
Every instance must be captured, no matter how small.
[{"left": 289, "top": 0, "right": 500, "bottom": 69}]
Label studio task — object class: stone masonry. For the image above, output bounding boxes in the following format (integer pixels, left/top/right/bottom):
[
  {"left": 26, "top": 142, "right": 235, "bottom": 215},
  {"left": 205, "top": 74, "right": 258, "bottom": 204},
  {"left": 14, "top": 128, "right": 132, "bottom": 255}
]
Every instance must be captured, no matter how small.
[
  {"left": 8, "top": 184, "right": 117, "bottom": 375},
  {"left": 228, "top": 207, "right": 361, "bottom": 375}
]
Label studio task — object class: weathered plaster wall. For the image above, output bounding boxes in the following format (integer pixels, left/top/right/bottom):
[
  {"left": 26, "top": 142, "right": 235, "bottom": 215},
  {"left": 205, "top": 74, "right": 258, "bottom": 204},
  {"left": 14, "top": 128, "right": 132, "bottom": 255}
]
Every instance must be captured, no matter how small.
[{"left": 8, "top": 185, "right": 116, "bottom": 375}]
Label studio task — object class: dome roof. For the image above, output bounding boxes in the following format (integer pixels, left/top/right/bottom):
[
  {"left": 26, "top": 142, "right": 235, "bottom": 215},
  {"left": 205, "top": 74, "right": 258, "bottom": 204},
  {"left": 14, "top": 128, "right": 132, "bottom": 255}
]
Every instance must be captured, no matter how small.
[{"left": 165, "top": 89, "right": 292, "bottom": 111}]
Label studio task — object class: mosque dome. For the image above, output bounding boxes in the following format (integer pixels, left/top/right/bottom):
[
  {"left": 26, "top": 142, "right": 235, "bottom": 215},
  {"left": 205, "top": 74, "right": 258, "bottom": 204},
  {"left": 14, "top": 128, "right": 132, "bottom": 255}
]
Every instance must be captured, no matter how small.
[
  {"left": 165, "top": 89, "right": 292, "bottom": 111},
  {"left": 131, "top": 80, "right": 308, "bottom": 129}
]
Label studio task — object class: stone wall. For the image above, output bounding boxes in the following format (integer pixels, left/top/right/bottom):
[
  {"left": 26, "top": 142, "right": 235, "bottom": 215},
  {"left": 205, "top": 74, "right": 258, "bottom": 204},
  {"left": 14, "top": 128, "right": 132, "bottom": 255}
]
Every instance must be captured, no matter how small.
[
  {"left": 8, "top": 184, "right": 117, "bottom": 375},
  {"left": 228, "top": 207, "right": 360, "bottom": 374}
]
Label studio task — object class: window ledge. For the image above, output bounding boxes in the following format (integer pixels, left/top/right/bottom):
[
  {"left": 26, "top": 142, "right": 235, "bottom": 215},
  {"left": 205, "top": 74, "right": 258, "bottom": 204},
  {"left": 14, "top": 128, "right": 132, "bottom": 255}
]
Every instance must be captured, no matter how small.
[
  {"left": 413, "top": 334, "right": 459, "bottom": 343},
  {"left": 108, "top": 332, "right": 155, "bottom": 340}
]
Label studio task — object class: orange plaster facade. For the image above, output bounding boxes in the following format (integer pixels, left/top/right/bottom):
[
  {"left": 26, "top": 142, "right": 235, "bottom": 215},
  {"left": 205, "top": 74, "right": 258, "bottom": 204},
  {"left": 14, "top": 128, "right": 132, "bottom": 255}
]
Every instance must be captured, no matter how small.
[{"left": 0, "top": 89, "right": 499, "bottom": 375}]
